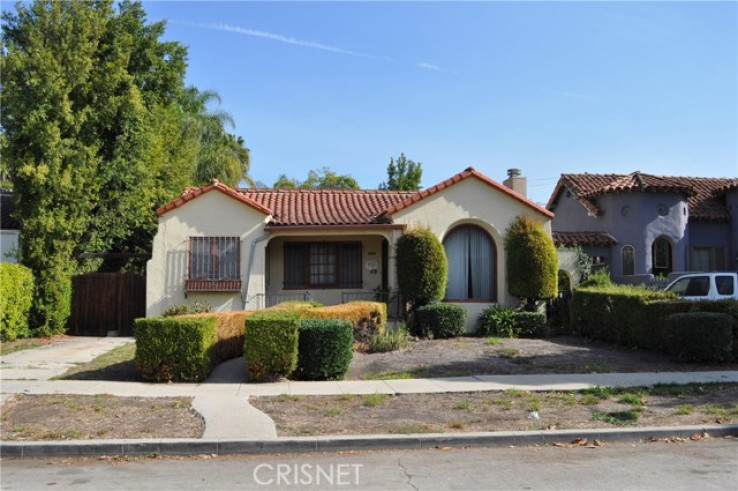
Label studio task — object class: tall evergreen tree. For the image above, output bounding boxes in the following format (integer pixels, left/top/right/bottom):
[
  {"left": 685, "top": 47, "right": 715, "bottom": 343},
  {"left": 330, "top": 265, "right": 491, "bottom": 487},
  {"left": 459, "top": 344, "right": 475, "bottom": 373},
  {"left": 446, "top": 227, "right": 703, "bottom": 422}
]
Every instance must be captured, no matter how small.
[{"left": 379, "top": 153, "right": 423, "bottom": 190}]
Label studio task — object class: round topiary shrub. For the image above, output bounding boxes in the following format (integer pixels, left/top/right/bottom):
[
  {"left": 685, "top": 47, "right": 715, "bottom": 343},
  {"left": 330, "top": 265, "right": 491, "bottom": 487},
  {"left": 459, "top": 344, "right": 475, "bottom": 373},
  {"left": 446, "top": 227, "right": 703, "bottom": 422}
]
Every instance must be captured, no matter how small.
[
  {"left": 294, "top": 319, "right": 354, "bottom": 380},
  {"left": 505, "top": 215, "right": 558, "bottom": 311},
  {"left": 396, "top": 225, "right": 448, "bottom": 314}
]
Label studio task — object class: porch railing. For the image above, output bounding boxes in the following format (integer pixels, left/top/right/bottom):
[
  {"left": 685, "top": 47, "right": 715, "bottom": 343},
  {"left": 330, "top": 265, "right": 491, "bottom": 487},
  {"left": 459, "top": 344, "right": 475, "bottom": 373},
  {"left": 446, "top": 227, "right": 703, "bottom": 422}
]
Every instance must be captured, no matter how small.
[{"left": 341, "top": 290, "right": 403, "bottom": 319}]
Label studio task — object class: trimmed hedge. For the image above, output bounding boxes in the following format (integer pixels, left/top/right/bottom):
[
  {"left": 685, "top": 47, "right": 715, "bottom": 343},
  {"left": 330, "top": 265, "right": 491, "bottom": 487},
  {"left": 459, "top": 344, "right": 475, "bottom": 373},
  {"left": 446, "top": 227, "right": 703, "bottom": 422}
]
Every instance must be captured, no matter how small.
[
  {"left": 185, "top": 311, "right": 256, "bottom": 363},
  {"left": 134, "top": 316, "right": 217, "bottom": 382},
  {"left": 513, "top": 312, "right": 549, "bottom": 338},
  {"left": 244, "top": 311, "right": 300, "bottom": 382},
  {"left": 572, "top": 285, "right": 738, "bottom": 358},
  {"left": 294, "top": 319, "right": 354, "bottom": 380},
  {"left": 267, "top": 301, "right": 324, "bottom": 311},
  {"left": 299, "top": 301, "right": 386, "bottom": 350},
  {"left": 665, "top": 313, "right": 733, "bottom": 363},
  {"left": 0, "top": 262, "right": 35, "bottom": 341},
  {"left": 414, "top": 303, "right": 467, "bottom": 339},
  {"left": 396, "top": 226, "right": 448, "bottom": 310}
]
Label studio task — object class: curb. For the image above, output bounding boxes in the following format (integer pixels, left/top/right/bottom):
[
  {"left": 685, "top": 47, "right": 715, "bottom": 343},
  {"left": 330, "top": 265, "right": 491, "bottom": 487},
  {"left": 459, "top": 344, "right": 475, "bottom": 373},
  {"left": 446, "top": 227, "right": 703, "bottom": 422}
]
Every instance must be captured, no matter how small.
[{"left": 2, "top": 424, "right": 736, "bottom": 459}]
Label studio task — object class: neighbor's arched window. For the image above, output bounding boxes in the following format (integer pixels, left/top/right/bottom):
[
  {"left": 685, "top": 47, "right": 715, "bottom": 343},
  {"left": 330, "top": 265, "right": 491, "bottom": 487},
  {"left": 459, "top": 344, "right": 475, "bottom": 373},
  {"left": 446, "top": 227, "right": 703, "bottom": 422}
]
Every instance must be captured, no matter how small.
[
  {"left": 443, "top": 225, "right": 496, "bottom": 301},
  {"left": 622, "top": 245, "right": 635, "bottom": 276}
]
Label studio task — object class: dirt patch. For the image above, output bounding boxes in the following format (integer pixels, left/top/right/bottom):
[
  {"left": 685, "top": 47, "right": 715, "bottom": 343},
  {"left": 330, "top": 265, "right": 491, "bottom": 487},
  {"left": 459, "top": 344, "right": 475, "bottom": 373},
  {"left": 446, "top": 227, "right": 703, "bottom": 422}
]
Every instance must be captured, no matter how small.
[
  {"left": 251, "top": 384, "right": 738, "bottom": 437},
  {"left": 347, "top": 336, "right": 738, "bottom": 379},
  {"left": 0, "top": 394, "right": 204, "bottom": 441}
]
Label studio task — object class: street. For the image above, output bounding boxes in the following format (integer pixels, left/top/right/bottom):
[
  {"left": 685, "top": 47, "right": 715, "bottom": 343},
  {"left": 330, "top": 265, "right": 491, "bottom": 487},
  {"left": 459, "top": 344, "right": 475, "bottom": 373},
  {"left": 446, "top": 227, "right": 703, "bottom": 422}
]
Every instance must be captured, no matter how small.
[{"left": 2, "top": 438, "right": 737, "bottom": 490}]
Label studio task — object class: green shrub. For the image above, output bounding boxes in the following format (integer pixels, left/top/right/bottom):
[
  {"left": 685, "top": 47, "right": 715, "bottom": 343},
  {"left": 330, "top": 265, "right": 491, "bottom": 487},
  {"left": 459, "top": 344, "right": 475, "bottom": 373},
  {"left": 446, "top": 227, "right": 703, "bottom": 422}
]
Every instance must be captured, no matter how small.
[
  {"left": 414, "top": 303, "right": 467, "bottom": 339},
  {"left": 368, "top": 324, "right": 409, "bottom": 353},
  {"left": 0, "top": 262, "right": 35, "bottom": 341},
  {"left": 478, "top": 306, "right": 517, "bottom": 338},
  {"left": 134, "top": 316, "right": 217, "bottom": 382},
  {"left": 163, "top": 300, "right": 212, "bottom": 317},
  {"left": 579, "top": 268, "right": 611, "bottom": 287},
  {"left": 396, "top": 226, "right": 448, "bottom": 312},
  {"left": 266, "top": 300, "right": 324, "bottom": 310},
  {"left": 244, "top": 311, "right": 300, "bottom": 382},
  {"left": 665, "top": 313, "right": 733, "bottom": 363},
  {"left": 513, "top": 312, "right": 549, "bottom": 338},
  {"left": 185, "top": 310, "right": 256, "bottom": 363},
  {"left": 299, "top": 301, "right": 386, "bottom": 349},
  {"left": 505, "top": 215, "right": 558, "bottom": 311},
  {"left": 294, "top": 319, "right": 354, "bottom": 380}
]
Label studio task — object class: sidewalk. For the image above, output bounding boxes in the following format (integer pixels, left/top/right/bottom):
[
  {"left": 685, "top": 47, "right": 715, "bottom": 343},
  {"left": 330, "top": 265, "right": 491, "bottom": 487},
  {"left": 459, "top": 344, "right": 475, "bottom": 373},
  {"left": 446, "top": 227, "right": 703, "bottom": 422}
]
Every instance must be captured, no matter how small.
[{"left": 2, "top": 337, "right": 738, "bottom": 457}]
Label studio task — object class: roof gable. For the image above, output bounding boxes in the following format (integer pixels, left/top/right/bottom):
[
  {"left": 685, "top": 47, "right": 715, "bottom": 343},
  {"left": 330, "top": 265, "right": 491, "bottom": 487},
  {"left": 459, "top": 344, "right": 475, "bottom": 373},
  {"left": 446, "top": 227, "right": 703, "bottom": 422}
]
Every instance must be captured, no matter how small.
[
  {"left": 156, "top": 180, "right": 272, "bottom": 217},
  {"left": 381, "top": 167, "right": 553, "bottom": 219}
]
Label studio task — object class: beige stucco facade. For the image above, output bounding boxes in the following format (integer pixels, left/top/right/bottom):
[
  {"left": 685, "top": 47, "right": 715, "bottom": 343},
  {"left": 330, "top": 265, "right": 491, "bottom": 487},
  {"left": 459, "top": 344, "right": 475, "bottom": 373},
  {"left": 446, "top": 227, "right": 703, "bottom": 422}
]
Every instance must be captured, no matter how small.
[{"left": 147, "top": 175, "right": 553, "bottom": 332}]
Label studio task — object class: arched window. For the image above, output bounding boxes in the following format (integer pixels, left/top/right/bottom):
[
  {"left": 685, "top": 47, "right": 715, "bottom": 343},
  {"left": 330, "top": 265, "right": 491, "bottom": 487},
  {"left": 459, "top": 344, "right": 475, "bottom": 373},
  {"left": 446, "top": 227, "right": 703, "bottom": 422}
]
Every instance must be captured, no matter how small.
[
  {"left": 443, "top": 225, "right": 496, "bottom": 301},
  {"left": 622, "top": 245, "right": 635, "bottom": 276},
  {"left": 652, "top": 237, "right": 672, "bottom": 276}
]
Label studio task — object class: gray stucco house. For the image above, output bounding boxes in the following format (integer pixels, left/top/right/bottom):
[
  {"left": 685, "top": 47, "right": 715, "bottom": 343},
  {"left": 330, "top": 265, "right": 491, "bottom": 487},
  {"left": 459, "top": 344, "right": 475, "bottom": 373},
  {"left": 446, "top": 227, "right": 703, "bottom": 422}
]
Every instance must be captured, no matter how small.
[{"left": 547, "top": 172, "right": 738, "bottom": 283}]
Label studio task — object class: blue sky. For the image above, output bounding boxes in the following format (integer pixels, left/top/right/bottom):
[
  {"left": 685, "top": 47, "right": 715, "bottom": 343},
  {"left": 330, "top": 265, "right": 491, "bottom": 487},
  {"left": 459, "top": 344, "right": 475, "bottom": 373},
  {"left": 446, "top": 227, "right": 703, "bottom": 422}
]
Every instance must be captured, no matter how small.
[{"left": 143, "top": 1, "right": 737, "bottom": 205}]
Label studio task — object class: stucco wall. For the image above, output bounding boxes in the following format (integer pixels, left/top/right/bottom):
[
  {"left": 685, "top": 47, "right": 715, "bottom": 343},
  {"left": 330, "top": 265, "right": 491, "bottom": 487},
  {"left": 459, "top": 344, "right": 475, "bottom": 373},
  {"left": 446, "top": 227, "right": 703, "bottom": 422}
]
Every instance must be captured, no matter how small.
[
  {"left": 146, "top": 190, "right": 269, "bottom": 317},
  {"left": 265, "top": 233, "right": 388, "bottom": 306},
  {"left": 0, "top": 230, "right": 19, "bottom": 263},
  {"left": 727, "top": 190, "right": 738, "bottom": 271},
  {"left": 390, "top": 177, "right": 553, "bottom": 330}
]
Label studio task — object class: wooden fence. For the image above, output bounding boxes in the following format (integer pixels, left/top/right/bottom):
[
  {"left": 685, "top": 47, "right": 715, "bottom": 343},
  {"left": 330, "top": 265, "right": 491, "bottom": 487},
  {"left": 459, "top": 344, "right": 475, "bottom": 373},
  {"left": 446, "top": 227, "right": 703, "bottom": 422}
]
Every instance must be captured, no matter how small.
[{"left": 67, "top": 273, "right": 145, "bottom": 337}]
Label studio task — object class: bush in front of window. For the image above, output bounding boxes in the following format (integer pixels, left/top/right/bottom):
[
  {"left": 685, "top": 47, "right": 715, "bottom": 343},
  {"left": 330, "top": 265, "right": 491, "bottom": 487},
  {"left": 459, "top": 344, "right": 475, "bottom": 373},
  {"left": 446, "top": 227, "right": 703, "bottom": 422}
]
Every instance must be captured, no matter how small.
[
  {"left": 300, "top": 301, "right": 387, "bottom": 349},
  {"left": 244, "top": 311, "right": 300, "bottom": 382},
  {"left": 513, "top": 312, "right": 550, "bottom": 338},
  {"left": 414, "top": 303, "right": 467, "bottom": 339},
  {"left": 0, "top": 262, "right": 35, "bottom": 341},
  {"left": 665, "top": 312, "right": 733, "bottom": 362},
  {"left": 505, "top": 215, "right": 558, "bottom": 311},
  {"left": 396, "top": 226, "right": 448, "bottom": 313},
  {"left": 266, "top": 301, "right": 324, "bottom": 311},
  {"left": 478, "top": 306, "right": 517, "bottom": 338},
  {"left": 134, "top": 316, "right": 217, "bottom": 382},
  {"left": 162, "top": 300, "right": 213, "bottom": 317},
  {"left": 294, "top": 319, "right": 354, "bottom": 380}
]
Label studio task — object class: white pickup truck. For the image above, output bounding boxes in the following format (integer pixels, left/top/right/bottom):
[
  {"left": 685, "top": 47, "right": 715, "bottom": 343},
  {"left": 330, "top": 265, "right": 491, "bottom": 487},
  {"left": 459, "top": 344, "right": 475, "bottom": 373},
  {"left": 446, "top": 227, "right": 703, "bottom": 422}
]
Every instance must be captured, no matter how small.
[{"left": 663, "top": 272, "right": 738, "bottom": 301}]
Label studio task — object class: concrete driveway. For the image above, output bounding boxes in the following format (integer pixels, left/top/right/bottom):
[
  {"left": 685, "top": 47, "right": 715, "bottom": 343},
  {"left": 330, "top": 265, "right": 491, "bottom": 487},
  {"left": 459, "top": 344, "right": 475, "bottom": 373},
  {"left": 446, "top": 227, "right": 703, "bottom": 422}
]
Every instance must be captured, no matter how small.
[{"left": 0, "top": 336, "right": 133, "bottom": 385}]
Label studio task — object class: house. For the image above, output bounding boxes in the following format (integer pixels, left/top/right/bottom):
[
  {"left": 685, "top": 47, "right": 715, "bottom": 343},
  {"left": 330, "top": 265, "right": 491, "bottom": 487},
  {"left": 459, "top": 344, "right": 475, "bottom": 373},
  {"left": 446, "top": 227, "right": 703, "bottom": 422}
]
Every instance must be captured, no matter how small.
[
  {"left": 1, "top": 189, "right": 20, "bottom": 263},
  {"left": 146, "top": 167, "right": 553, "bottom": 330},
  {"left": 547, "top": 172, "right": 738, "bottom": 283}
]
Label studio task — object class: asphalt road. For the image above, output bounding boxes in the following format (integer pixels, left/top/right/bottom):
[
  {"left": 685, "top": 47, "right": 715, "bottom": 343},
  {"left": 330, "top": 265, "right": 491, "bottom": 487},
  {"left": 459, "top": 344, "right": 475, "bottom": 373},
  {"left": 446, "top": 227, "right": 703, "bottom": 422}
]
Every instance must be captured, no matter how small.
[{"left": 2, "top": 439, "right": 737, "bottom": 491}]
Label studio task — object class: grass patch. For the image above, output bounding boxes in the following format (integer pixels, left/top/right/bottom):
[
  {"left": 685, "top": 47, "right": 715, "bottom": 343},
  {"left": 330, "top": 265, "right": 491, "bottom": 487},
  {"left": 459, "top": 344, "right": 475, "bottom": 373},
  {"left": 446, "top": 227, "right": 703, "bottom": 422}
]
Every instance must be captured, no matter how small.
[
  {"left": 485, "top": 337, "right": 503, "bottom": 346},
  {"left": 362, "top": 366, "right": 429, "bottom": 380},
  {"left": 527, "top": 395, "right": 541, "bottom": 412},
  {"left": 649, "top": 384, "right": 688, "bottom": 397},
  {"left": 449, "top": 420, "right": 466, "bottom": 430},
  {"left": 591, "top": 410, "right": 641, "bottom": 426},
  {"left": 618, "top": 393, "right": 645, "bottom": 406},
  {"left": 367, "top": 326, "right": 409, "bottom": 353},
  {"left": 390, "top": 423, "right": 441, "bottom": 434},
  {"left": 362, "top": 393, "right": 390, "bottom": 407},
  {"left": 493, "top": 348, "right": 520, "bottom": 358},
  {"left": 276, "top": 394, "right": 302, "bottom": 402},
  {"left": 702, "top": 404, "right": 738, "bottom": 418},
  {"left": 675, "top": 404, "right": 694, "bottom": 416},
  {"left": 579, "top": 386, "right": 612, "bottom": 400},
  {"left": 505, "top": 389, "right": 528, "bottom": 397},
  {"left": 453, "top": 401, "right": 474, "bottom": 411},
  {"left": 582, "top": 363, "right": 611, "bottom": 374},
  {"left": 323, "top": 406, "right": 345, "bottom": 418},
  {"left": 0, "top": 337, "right": 47, "bottom": 356},
  {"left": 55, "top": 342, "right": 137, "bottom": 381},
  {"left": 338, "top": 393, "right": 356, "bottom": 401}
]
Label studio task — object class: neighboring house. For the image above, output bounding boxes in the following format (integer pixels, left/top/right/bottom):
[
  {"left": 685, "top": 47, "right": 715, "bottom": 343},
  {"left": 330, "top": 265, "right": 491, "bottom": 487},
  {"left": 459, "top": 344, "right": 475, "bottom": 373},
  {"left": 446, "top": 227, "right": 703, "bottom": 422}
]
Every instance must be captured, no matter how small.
[
  {"left": 147, "top": 167, "right": 553, "bottom": 330},
  {"left": 547, "top": 172, "right": 738, "bottom": 283},
  {"left": 0, "top": 189, "right": 20, "bottom": 263}
]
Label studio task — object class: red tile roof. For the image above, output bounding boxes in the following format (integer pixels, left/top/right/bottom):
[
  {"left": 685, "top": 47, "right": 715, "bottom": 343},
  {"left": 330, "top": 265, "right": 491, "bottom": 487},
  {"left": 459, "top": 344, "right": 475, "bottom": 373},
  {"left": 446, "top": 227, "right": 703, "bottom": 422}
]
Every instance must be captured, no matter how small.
[
  {"left": 157, "top": 168, "right": 554, "bottom": 226},
  {"left": 240, "top": 188, "right": 416, "bottom": 227},
  {"left": 547, "top": 171, "right": 738, "bottom": 221},
  {"left": 380, "top": 167, "right": 554, "bottom": 219},
  {"left": 156, "top": 180, "right": 272, "bottom": 217},
  {"left": 552, "top": 231, "right": 618, "bottom": 247}
]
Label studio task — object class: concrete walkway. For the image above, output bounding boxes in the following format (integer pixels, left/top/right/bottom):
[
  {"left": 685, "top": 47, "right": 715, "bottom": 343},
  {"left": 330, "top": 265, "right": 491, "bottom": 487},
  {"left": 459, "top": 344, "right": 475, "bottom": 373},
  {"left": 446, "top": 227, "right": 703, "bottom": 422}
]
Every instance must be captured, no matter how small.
[{"left": 2, "top": 337, "right": 738, "bottom": 443}]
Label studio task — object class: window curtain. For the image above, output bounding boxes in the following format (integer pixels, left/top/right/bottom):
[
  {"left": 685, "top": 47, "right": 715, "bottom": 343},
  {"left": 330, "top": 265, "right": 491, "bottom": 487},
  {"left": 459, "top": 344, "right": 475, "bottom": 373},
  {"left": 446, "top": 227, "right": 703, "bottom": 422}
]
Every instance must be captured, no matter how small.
[
  {"left": 444, "top": 229, "right": 469, "bottom": 299},
  {"left": 469, "top": 227, "right": 493, "bottom": 299}
]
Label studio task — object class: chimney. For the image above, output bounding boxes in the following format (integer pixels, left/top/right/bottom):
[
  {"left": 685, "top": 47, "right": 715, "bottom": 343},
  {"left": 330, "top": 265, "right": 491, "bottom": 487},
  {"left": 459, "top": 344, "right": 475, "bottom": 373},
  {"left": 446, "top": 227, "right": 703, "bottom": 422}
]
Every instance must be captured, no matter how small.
[{"left": 503, "top": 168, "right": 527, "bottom": 197}]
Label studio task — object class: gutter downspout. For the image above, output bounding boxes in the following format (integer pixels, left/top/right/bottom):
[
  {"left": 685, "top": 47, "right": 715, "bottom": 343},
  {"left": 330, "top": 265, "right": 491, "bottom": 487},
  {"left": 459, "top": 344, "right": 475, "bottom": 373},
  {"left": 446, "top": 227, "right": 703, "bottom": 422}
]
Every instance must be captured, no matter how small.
[{"left": 242, "top": 230, "right": 272, "bottom": 309}]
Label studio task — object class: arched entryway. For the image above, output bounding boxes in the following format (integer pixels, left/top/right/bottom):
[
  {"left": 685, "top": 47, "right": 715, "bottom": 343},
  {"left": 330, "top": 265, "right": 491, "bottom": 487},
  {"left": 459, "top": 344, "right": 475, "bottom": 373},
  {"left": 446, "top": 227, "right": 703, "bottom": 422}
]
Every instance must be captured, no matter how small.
[
  {"left": 652, "top": 237, "right": 673, "bottom": 277},
  {"left": 443, "top": 225, "right": 497, "bottom": 301}
]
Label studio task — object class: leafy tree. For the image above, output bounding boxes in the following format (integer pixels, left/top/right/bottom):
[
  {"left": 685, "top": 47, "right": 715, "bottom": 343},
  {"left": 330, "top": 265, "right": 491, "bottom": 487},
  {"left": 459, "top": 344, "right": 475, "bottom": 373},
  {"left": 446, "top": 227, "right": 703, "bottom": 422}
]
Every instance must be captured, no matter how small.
[
  {"left": 273, "top": 167, "right": 359, "bottom": 190},
  {"left": 504, "top": 215, "right": 558, "bottom": 311},
  {"left": 395, "top": 226, "right": 448, "bottom": 332},
  {"left": 379, "top": 153, "right": 423, "bottom": 190},
  {"left": 0, "top": 0, "right": 252, "bottom": 332}
]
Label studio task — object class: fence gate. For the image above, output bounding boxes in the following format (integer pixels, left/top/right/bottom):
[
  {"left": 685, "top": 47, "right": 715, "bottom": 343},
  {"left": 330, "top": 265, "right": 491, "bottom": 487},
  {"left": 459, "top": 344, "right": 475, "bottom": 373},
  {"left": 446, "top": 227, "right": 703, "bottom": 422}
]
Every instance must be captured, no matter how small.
[{"left": 68, "top": 273, "right": 145, "bottom": 336}]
